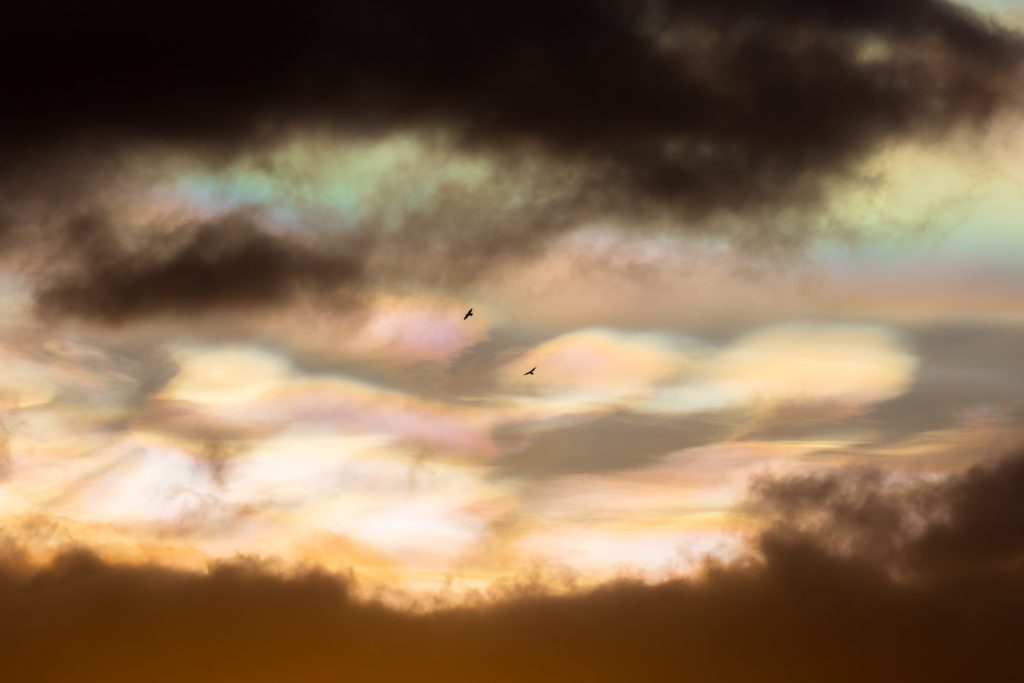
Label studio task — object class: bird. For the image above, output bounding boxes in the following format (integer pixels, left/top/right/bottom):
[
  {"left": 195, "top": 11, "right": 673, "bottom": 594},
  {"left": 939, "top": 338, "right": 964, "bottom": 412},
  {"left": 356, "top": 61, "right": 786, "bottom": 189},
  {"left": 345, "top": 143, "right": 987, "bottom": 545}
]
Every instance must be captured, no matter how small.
[
  {"left": 463, "top": 308, "right": 473, "bottom": 320},
  {"left": 524, "top": 367, "right": 536, "bottom": 375}
]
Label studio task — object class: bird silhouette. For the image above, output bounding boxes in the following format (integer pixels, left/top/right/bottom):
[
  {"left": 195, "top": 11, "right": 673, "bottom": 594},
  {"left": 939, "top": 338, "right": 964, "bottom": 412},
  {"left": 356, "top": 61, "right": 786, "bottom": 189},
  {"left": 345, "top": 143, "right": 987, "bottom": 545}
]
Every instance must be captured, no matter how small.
[
  {"left": 463, "top": 308, "right": 473, "bottom": 320},
  {"left": 524, "top": 367, "right": 536, "bottom": 375}
]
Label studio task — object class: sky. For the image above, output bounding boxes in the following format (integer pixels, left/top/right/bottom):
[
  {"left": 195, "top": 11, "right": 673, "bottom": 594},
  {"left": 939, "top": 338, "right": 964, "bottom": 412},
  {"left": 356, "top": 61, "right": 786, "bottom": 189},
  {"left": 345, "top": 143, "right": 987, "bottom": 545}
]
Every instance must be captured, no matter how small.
[{"left": 2, "top": 1, "right": 1024, "bottom": 680}]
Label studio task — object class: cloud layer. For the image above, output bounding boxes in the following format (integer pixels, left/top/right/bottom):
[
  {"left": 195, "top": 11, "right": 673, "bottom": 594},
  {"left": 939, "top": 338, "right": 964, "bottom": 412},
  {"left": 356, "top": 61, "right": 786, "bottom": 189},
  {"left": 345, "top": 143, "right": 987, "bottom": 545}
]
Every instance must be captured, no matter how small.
[
  {"left": 4, "top": 0, "right": 1020, "bottom": 216},
  {"left": 0, "top": 0, "right": 1021, "bottom": 324},
  {"left": 3, "top": 450, "right": 1024, "bottom": 682},
  {"left": 0, "top": 6, "right": 1022, "bottom": 678}
]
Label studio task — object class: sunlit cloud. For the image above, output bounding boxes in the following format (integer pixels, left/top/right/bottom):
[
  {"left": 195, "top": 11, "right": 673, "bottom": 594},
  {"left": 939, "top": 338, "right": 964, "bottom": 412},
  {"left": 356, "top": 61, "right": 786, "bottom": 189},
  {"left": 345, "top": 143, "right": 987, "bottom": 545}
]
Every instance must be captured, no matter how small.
[
  {"left": 702, "top": 323, "right": 918, "bottom": 406},
  {"left": 0, "top": 1, "right": 1022, "bottom": 635},
  {"left": 152, "top": 343, "right": 499, "bottom": 459},
  {"left": 44, "top": 437, "right": 224, "bottom": 530},
  {"left": 503, "top": 439, "right": 845, "bottom": 577},
  {"left": 345, "top": 295, "right": 487, "bottom": 363},
  {"left": 645, "top": 323, "right": 919, "bottom": 414},
  {"left": 497, "top": 322, "right": 917, "bottom": 426},
  {"left": 161, "top": 345, "right": 292, "bottom": 405},
  {"left": 258, "top": 293, "right": 489, "bottom": 366},
  {"left": 497, "top": 328, "right": 706, "bottom": 416}
]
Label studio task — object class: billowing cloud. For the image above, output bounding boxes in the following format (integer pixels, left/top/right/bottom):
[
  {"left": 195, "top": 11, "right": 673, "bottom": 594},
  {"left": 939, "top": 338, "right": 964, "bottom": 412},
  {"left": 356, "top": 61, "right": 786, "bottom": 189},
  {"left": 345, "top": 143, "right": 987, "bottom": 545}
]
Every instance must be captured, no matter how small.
[
  {"left": 0, "top": 6, "right": 1022, "bottom": 674},
  {"left": 498, "top": 328, "right": 702, "bottom": 414},
  {"left": 0, "top": 0, "right": 1019, "bottom": 324},
  {"left": 488, "top": 322, "right": 919, "bottom": 482},
  {"left": 2, "top": 450, "right": 1024, "bottom": 682},
  {"left": 145, "top": 343, "right": 500, "bottom": 459},
  {"left": 646, "top": 322, "right": 919, "bottom": 414},
  {"left": 329, "top": 295, "right": 489, "bottom": 364},
  {"left": 497, "top": 322, "right": 917, "bottom": 427},
  {"left": 702, "top": 323, "right": 919, "bottom": 406},
  {"left": 4, "top": 0, "right": 1021, "bottom": 216}
]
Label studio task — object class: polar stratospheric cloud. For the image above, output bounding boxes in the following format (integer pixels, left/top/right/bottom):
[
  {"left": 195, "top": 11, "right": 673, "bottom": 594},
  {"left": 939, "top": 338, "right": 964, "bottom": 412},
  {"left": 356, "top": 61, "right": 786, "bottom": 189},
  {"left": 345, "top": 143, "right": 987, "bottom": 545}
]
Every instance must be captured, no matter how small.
[{"left": 2, "top": 1, "right": 1024, "bottom": 681}]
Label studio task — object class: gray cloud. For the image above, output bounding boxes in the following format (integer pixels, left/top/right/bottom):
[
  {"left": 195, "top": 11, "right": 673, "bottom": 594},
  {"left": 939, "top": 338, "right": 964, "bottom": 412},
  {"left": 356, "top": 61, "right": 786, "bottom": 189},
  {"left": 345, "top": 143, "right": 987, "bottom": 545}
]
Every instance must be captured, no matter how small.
[
  {"left": 31, "top": 212, "right": 364, "bottom": 324},
  {"left": 493, "top": 410, "right": 730, "bottom": 478}
]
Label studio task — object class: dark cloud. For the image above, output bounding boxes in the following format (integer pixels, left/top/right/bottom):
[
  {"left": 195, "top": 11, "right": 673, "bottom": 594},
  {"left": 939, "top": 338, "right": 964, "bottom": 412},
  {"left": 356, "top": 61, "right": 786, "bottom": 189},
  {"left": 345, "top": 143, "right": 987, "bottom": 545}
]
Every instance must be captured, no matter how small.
[
  {"left": 3, "top": 449, "right": 1024, "bottom": 682},
  {"left": 0, "top": 1, "right": 1019, "bottom": 325},
  {"left": 2, "top": 0, "right": 1021, "bottom": 217},
  {"left": 1, "top": 0, "right": 1020, "bottom": 323},
  {"left": 911, "top": 452, "right": 1024, "bottom": 575},
  {"left": 31, "top": 212, "right": 364, "bottom": 324},
  {"left": 749, "top": 448, "right": 1024, "bottom": 579}
]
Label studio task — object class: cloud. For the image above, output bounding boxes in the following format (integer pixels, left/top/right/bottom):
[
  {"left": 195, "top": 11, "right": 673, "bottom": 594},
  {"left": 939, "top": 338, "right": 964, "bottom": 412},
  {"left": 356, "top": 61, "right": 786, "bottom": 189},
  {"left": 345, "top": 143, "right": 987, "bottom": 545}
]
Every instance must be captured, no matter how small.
[
  {"left": 746, "top": 448, "right": 1024, "bottom": 578},
  {"left": 646, "top": 322, "right": 919, "bottom": 414},
  {"left": 483, "top": 323, "right": 919, "bottom": 481},
  {"left": 704, "top": 323, "right": 919, "bottom": 405},
  {"left": 493, "top": 411, "right": 728, "bottom": 478},
  {"left": 495, "top": 323, "right": 917, "bottom": 442},
  {"left": 30, "top": 212, "right": 364, "bottom": 325},
  {"left": 499, "top": 328, "right": 701, "bottom": 410},
  {"left": 144, "top": 343, "right": 500, "bottom": 459},
  {"left": 159, "top": 346, "right": 293, "bottom": 406},
  {"left": 221, "top": 432, "right": 511, "bottom": 565},
  {"left": 740, "top": 322, "right": 1024, "bottom": 463},
  {"left": 338, "top": 295, "right": 489, "bottom": 363},
  {"left": 857, "top": 323, "right": 1024, "bottom": 444},
  {"left": 3, "top": 449, "right": 1024, "bottom": 681},
  {"left": 3, "top": 1, "right": 1021, "bottom": 216},
  {"left": 0, "top": 0, "right": 1019, "bottom": 326}
]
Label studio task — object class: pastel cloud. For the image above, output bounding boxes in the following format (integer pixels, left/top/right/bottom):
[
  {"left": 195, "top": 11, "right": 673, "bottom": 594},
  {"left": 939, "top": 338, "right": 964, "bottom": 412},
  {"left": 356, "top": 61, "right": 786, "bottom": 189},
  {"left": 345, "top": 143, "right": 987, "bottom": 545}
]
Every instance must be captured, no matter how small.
[
  {"left": 239, "top": 293, "right": 489, "bottom": 368},
  {"left": 161, "top": 346, "right": 291, "bottom": 405},
  {"left": 498, "top": 328, "right": 705, "bottom": 414},
  {"left": 217, "top": 432, "right": 511, "bottom": 567},
  {"left": 153, "top": 344, "right": 497, "bottom": 458},
  {"left": 0, "top": 353, "right": 57, "bottom": 409},
  {"left": 0, "top": 331, "right": 143, "bottom": 412},
  {"left": 43, "top": 437, "right": 224, "bottom": 530},
  {"left": 645, "top": 323, "right": 919, "bottom": 415},
  {"left": 342, "top": 295, "right": 487, "bottom": 363},
  {"left": 499, "top": 323, "right": 918, "bottom": 424},
  {"left": 504, "top": 439, "right": 851, "bottom": 577},
  {"left": 6, "top": 429, "right": 513, "bottom": 582},
  {"left": 704, "top": 323, "right": 919, "bottom": 406}
]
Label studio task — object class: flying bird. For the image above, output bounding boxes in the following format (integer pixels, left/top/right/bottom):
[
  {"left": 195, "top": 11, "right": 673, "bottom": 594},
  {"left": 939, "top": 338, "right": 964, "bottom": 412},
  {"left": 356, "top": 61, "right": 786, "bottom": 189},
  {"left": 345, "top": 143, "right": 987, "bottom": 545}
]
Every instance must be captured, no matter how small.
[
  {"left": 463, "top": 308, "right": 473, "bottom": 320},
  {"left": 524, "top": 367, "right": 536, "bottom": 375}
]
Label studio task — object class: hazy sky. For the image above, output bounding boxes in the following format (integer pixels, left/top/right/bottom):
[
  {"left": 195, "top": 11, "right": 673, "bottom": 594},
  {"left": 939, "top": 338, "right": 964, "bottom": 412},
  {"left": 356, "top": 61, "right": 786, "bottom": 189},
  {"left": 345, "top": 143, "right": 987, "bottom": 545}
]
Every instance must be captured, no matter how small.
[{"left": 2, "top": 2, "right": 1024, "bottom": 680}]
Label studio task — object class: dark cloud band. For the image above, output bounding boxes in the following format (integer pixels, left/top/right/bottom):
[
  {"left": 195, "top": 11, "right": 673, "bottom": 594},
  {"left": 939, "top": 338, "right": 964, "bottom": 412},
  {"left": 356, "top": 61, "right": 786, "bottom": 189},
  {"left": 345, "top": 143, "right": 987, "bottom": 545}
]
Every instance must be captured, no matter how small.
[
  {"left": 3, "top": 0, "right": 1020, "bottom": 215},
  {"left": 1, "top": 0, "right": 1020, "bottom": 324},
  {"left": 3, "top": 450, "right": 1024, "bottom": 681},
  {"left": 32, "top": 213, "right": 364, "bottom": 324}
]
